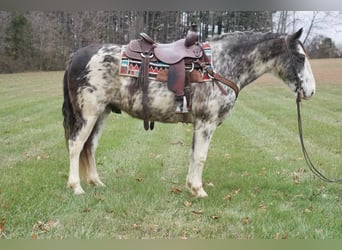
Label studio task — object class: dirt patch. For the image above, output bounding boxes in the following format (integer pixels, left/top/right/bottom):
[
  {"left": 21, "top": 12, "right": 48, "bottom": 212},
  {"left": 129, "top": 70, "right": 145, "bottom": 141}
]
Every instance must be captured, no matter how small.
[
  {"left": 310, "top": 58, "right": 342, "bottom": 86},
  {"left": 254, "top": 58, "right": 342, "bottom": 86}
]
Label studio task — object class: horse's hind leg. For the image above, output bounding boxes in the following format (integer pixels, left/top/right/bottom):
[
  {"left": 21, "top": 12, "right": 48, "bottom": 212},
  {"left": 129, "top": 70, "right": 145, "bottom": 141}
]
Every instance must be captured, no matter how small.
[
  {"left": 67, "top": 115, "right": 99, "bottom": 194},
  {"left": 80, "top": 146, "right": 105, "bottom": 187},
  {"left": 80, "top": 111, "right": 109, "bottom": 187}
]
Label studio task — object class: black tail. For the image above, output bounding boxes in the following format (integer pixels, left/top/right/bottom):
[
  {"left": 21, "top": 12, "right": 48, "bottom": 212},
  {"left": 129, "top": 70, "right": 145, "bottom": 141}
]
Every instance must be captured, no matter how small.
[{"left": 62, "top": 68, "right": 73, "bottom": 145}]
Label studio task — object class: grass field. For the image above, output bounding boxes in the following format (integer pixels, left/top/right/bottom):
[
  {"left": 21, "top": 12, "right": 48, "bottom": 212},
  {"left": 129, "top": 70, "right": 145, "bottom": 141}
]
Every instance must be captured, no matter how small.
[{"left": 0, "top": 59, "right": 341, "bottom": 239}]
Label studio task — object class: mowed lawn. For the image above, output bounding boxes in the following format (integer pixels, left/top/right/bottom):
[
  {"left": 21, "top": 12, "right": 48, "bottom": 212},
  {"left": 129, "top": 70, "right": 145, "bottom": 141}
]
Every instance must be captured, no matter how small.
[{"left": 0, "top": 59, "right": 341, "bottom": 239}]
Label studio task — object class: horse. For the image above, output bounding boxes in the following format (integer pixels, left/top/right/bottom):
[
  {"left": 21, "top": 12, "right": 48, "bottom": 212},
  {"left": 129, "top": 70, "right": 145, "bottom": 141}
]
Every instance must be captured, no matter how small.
[{"left": 62, "top": 28, "right": 316, "bottom": 197}]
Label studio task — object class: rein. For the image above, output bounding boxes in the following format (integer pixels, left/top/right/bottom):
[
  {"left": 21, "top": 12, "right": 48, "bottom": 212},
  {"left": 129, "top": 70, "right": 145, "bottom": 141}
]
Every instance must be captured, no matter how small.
[
  {"left": 284, "top": 36, "right": 342, "bottom": 183},
  {"left": 196, "top": 59, "right": 240, "bottom": 97},
  {"left": 296, "top": 93, "right": 342, "bottom": 183}
]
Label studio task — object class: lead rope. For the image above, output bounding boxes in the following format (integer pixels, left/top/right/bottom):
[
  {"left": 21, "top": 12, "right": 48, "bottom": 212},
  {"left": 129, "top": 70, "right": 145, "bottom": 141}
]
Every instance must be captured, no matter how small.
[{"left": 296, "top": 92, "right": 342, "bottom": 183}]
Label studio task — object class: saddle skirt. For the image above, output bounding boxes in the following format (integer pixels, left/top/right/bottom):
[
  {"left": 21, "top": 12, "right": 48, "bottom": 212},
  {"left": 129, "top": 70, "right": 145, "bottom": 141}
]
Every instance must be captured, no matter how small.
[{"left": 119, "top": 42, "right": 212, "bottom": 83}]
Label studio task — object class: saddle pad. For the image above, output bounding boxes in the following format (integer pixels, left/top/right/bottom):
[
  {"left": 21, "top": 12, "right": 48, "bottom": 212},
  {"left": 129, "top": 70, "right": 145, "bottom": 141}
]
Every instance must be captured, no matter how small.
[
  {"left": 202, "top": 42, "right": 211, "bottom": 61},
  {"left": 119, "top": 43, "right": 213, "bottom": 82}
]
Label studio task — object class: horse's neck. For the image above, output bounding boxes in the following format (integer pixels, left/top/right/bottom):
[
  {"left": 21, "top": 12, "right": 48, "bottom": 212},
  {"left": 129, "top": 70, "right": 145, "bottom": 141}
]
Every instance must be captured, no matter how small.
[{"left": 210, "top": 36, "right": 280, "bottom": 90}]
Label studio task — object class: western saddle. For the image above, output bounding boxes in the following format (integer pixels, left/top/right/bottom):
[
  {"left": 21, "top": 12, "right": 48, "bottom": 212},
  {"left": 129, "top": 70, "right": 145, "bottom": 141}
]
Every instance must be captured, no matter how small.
[
  {"left": 124, "top": 25, "right": 205, "bottom": 130},
  {"left": 123, "top": 25, "right": 239, "bottom": 130}
]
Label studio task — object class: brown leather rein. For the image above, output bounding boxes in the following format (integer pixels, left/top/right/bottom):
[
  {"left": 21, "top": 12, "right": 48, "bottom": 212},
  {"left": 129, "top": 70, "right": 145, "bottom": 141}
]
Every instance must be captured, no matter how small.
[
  {"left": 284, "top": 36, "right": 342, "bottom": 183},
  {"left": 196, "top": 59, "right": 240, "bottom": 98}
]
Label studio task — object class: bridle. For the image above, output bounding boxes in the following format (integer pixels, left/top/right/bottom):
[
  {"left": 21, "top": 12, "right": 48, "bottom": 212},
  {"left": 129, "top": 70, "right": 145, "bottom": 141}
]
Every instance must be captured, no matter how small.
[{"left": 283, "top": 36, "right": 342, "bottom": 183}]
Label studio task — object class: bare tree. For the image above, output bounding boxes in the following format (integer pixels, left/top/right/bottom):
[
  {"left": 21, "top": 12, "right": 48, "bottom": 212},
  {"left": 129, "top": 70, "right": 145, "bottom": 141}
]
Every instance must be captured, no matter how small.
[{"left": 302, "top": 11, "right": 320, "bottom": 44}]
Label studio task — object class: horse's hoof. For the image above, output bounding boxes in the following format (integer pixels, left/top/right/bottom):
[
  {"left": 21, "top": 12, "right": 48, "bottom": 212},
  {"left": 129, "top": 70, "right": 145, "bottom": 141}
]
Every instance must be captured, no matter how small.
[
  {"left": 67, "top": 182, "right": 85, "bottom": 195},
  {"left": 186, "top": 182, "right": 208, "bottom": 198},
  {"left": 194, "top": 188, "right": 208, "bottom": 198},
  {"left": 74, "top": 187, "right": 85, "bottom": 195},
  {"left": 89, "top": 179, "right": 106, "bottom": 187}
]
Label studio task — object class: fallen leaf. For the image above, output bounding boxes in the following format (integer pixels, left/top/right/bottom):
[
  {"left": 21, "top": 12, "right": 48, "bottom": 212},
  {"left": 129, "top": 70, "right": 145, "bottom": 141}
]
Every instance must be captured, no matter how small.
[
  {"left": 0, "top": 218, "right": 5, "bottom": 233},
  {"left": 147, "top": 224, "right": 159, "bottom": 232},
  {"left": 170, "top": 187, "right": 182, "bottom": 193},
  {"left": 148, "top": 153, "right": 155, "bottom": 158},
  {"left": 293, "top": 172, "right": 300, "bottom": 184},
  {"left": 258, "top": 204, "right": 267, "bottom": 210},
  {"left": 37, "top": 153, "right": 49, "bottom": 160},
  {"left": 293, "top": 169, "right": 306, "bottom": 184},
  {"left": 233, "top": 189, "right": 241, "bottom": 195},
  {"left": 259, "top": 167, "right": 267, "bottom": 176},
  {"left": 304, "top": 208, "right": 312, "bottom": 213},
  {"left": 191, "top": 210, "right": 203, "bottom": 215},
  {"left": 184, "top": 200, "right": 192, "bottom": 207},
  {"left": 223, "top": 188, "right": 241, "bottom": 201},
  {"left": 135, "top": 177, "right": 143, "bottom": 182},
  {"left": 33, "top": 220, "right": 59, "bottom": 233},
  {"left": 282, "top": 232, "right": 289, "bottom": 239},
  {"left": 46, "top": 220, "right": 59, "bottom": 229},
  {"left": 94, "top": 192, "right": 104, "bottom": 201},
  {"left": 171, "top": 140, "right": 184, "bottom": 146},
  {"left": 206, "top": 182, "right": 214, "bottom": 187},
  {"left": 292, "top": 194, "right": 304, "bottom": 199},
  {"left": 32, "top": 233, "right": 38, "bottom": 239},
  {"left": 148, "top": 153, "right": 161, "bottom": 158},
  {"left": 224, "top": 153, "right": 231, "bottom": 159},
  {"left": 223, "top": 194, "right": 232, "bottom": 201},
  {"left": 241, "top": 171, "right": 249, "bottom": 177},
  {"left": 37, "top": 221, "right": 48, "bottom": 232},
  {"left": 275, "top": 232, "right": 289, "bottom": 240},
  {"left": 83, "top": 208, "right": 91, "bottom": 213},
  {"left": 241, "top": 217, "right": 250, "bottom": 225},
  {"left": 24, "top": 152, "right": 31, "bottom": 159},
  {"left": 275, "top": 156, "right": 282, "bottom": 161},
  {"left": 180, "top": 230, "right": 188, "bottom": 239},
  {"left": 210, "top": 215, "right": 219, "bottom": 220}
]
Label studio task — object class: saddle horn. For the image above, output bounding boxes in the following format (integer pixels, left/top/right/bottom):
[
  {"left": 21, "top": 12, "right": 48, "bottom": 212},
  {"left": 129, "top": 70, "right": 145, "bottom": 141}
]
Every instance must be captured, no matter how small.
[{"left": 185, "top": 24, "right": 198, "bottom": 47}]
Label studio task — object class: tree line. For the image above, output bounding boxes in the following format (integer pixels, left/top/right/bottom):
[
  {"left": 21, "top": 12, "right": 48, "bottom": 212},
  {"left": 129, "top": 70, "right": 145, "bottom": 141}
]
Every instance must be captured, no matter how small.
[{"left": 0, "top": 11, "right": 340, "bottom": 73}]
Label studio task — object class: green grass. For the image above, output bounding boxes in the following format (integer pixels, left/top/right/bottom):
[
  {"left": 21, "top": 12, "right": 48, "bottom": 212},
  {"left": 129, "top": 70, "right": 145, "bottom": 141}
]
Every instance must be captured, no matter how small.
[{"left": 0, "top": 69, "right": 341, "bottom": 239}]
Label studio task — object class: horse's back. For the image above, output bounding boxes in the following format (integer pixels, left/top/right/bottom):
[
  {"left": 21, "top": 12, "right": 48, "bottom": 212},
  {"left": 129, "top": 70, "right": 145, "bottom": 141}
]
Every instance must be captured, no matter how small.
[{"left": 67, "top": 44, "right": 103, "bottom": 81}]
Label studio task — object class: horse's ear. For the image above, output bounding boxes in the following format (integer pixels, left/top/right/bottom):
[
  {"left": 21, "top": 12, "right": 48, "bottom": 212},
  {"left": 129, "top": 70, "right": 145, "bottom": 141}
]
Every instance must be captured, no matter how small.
[{"left": 290, "top": 28, "right": 303, "bottom": 41}]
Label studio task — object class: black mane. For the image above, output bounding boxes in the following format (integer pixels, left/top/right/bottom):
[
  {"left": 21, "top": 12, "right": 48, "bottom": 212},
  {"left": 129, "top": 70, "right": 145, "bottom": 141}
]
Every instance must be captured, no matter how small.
[{"left": 210, "top": 31, "right": 285, "bottom": 48}]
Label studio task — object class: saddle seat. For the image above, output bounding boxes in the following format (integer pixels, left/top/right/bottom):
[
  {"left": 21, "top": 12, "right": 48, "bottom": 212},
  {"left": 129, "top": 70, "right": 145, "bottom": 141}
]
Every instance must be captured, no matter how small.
[
  {"left": 125, "top": 33, "right": 203, "bottom": 64},
  {"left": 154, "top": 38, "right": 202, "bottom": 64}
]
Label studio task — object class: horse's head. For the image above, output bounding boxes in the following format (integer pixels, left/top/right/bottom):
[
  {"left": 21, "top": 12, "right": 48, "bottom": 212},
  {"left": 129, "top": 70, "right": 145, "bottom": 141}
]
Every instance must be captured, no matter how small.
[{"left": 276, "top": 28, "right": 316, "bottom": 100}]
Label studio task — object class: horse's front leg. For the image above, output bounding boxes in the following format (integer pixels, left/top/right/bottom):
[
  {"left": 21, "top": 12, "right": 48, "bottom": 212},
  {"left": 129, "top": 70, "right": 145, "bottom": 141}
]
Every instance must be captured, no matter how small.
[{"left": 186, "top": 121, "right": 217, "bottom": 198}]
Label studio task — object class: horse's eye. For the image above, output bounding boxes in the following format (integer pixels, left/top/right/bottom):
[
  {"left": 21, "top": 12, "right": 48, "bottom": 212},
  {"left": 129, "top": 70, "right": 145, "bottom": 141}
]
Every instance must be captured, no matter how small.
[{"left": 297, "top": 54, "right": 305, "bottom": 63}]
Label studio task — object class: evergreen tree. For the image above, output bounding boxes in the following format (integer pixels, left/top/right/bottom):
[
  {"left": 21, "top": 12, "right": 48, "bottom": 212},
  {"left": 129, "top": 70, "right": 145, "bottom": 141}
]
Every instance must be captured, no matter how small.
[
  {"left": 4, "top": 13, "right": 35, "bottom": 71},
  {"left": 5, "top": 14, "right": 33, "bottom": 60}
]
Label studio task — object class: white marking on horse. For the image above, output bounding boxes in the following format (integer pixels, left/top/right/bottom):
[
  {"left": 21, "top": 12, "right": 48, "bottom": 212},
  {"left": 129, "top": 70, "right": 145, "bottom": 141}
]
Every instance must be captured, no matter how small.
[{"left": 298, "top": 45, "right": 316, "bottom": 98}]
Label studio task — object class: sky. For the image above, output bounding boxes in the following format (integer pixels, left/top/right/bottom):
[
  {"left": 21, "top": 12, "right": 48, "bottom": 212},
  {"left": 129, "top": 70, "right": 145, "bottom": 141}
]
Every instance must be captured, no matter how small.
[{"left": 278, "top": 11, "right": 342, "bottom": 47}]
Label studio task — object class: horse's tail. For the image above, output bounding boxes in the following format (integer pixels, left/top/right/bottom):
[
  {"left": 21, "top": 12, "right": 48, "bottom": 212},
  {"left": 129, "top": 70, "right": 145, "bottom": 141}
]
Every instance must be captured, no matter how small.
[{"left": 62, "top": 66, "right": 74, "bottom": 147}]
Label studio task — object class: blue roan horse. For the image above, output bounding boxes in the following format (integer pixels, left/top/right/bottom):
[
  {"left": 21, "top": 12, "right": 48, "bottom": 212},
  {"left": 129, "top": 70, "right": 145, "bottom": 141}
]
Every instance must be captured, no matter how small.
[{"left": 62, "top": 28, "right": 316, "bottom": 197}]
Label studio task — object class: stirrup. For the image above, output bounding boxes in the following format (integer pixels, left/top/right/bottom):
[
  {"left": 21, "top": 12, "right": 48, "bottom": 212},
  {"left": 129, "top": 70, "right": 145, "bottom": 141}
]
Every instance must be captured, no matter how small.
[{"left": 175, "top": 96, "right": 188, "bottom": 114}]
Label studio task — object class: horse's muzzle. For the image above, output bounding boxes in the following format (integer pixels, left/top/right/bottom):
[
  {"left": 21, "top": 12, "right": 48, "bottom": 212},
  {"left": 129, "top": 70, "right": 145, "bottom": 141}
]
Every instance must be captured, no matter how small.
[{"left": 298, "top": 88, "right": 315, "bottom": 101}]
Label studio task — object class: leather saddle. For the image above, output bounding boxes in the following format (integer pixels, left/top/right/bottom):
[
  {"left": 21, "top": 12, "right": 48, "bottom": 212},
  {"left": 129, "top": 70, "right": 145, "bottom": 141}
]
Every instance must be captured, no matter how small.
[
  {"left": 125, "top": 32, "right": 202, "bottom": 64},
  {"left": 124, "top": 28, "right": 205, "bottom": 130}
]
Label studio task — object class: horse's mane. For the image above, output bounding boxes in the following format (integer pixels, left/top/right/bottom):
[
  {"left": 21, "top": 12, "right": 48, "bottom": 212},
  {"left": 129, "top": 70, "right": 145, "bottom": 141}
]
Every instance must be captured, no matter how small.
[{"left": 209, "top": 31, "right": 284, "bottom": 48}]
